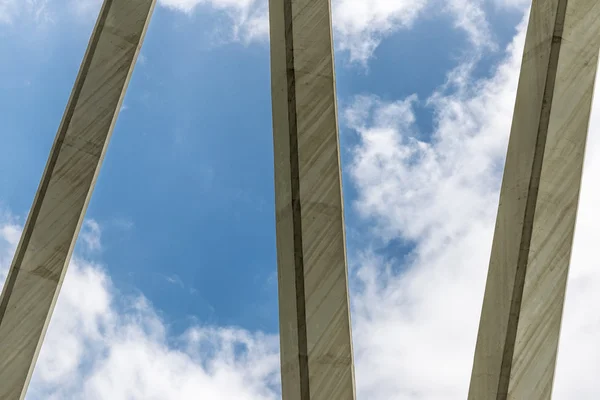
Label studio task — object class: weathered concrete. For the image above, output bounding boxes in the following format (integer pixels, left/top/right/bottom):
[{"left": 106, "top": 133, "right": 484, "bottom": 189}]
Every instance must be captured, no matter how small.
[
  {"left": 268, "top": 0, "right": 357, "bottom": 399},
  {"left": 0, "top": 1, "right": 155, "bottom": 398},
  {"left": 469, "top": 1, "right": 600, "bottom": 399}
]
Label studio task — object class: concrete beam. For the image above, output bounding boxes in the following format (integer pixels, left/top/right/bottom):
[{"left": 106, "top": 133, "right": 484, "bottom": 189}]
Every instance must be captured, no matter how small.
[
  {"left": 469, "top": 1, "right": 600, "bottom": 398},
  {"left": 0, "top": 1, "right": 155, "bottom": 398},
  {"left": 268, "top": 0, "right": 357, "bottom": 399}
]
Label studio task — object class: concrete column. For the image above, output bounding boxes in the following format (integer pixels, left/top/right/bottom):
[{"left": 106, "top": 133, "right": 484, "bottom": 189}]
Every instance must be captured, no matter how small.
[
  {"left": 0, "top": 1, "right": 155, "bottom": 398},
  {"left": 268, "top": 0, "right": 357, "bottom": 399},
  {"left": 469, "top": 1, "right": 600, "bottom": 399}
]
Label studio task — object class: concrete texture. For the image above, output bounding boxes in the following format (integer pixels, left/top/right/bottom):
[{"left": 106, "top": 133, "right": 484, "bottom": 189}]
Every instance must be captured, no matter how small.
[
  {"left": 469, "top": 0, "right": 600, "bottom": 398},
  {"left": 268, "top": 0, "right": 357, "bottom": 399},
  {"left": 0, "top": 1, "right": 155, "bottom": 398}
]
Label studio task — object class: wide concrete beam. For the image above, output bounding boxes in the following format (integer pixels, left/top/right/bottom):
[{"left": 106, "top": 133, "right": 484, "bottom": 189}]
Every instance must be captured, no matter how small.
[
  {"left": 268, "top": 0, "right": 357, "bottom": 399},
  {"left": 0, "top": 1, "right": 155, "bottom": 398},
  {"left": 469, "top": 1, "right": 600, "bottom": 398}
]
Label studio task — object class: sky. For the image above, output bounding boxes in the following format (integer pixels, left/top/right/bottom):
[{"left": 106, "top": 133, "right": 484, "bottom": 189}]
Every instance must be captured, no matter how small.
[{"left": 1, "top": 0, "right": 600, "bottom": 399}]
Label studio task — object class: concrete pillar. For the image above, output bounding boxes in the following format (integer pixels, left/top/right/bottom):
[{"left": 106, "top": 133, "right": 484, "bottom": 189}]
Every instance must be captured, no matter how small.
[
  {"left": 469, "top": 1, "right": 600, "bottom": 399},
  {"left": 0, "top": 1, "right": 155, "bottom": 398},
  {"left": 268, "top": 0, "right": 357, "bottom": 399}
]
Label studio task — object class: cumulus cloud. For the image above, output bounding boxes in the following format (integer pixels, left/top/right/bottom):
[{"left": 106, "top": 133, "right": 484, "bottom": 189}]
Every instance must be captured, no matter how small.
[
  {"left": 345, "top": 10, "right": 600, "bottom": 400},
  {"left": 334, "top": 0, "right": 494, "bottom": 63},
  {"left": 346, "top": 16, "right": 525, "bottom": 398},
  {"left": 0, "top": 221, "right": 281, "bottom": 400},
  {"left": 332, "top": 0, "right": 429, "bottom": 62}
]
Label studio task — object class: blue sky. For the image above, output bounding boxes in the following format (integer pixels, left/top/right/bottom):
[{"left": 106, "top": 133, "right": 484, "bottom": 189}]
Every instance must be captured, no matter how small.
[{"left": 2, "top": 0, "right": 600, "bottom": 399}]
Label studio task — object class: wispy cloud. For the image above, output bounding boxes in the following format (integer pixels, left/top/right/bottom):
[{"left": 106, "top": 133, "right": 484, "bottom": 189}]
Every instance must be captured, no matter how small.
[
  {"left": 2, "top": 0, "right": 498, "bottom": 64},
  {"left": 153, "top": 0, "right": 497, "bottom": 63},
  {"left": 0, "top": 0, "right": 19, "bottom": 24},
  {"left": 163, "top": 0, "right": 494, "bottom": 63},
  {"left": 80, "top": 219, "right": 102, "bottom": 253},
  {"left": 0, "top": 0, "right": 52, "bottom": 24},
  {"left": 493, "top": 0, "right": 531, "bottom": 10},
  {"left": 332, "top": 0, "right": 429, "bottom": 63},
  {"left": 333, "top": 0, "right": 494, "bottom": 63},
  {"left": 160, "top": 0, "right": 269, "bottom": 41}
]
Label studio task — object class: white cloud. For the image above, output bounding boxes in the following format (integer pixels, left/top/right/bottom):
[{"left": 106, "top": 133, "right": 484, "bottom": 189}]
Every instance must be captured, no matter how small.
[
  {"left": 0, "top": 215, "right": 20, "bottom": 284},
  {"left": 333, "top": 0, "right": 493, "bottom": 63},
  {"left": 346, "top": 15, "right": 525, "bottom": 398},
  {"left": 332, "top": 0, "right": 429, "bottom": 63},
  {"left": 345, "top": 9, "right": 600, "bottom": 399},
  {"left": 345, "top": 22, "right": 523, "bottom": 245},
  {"left": 0, "top": 220, "right": 281, "bottom": 400},
  {"left": 80, "top": 219, "right": 102, "bottom": 252},
  {"left": 444, "top": 0, "right": 491, "bottom": 50}
]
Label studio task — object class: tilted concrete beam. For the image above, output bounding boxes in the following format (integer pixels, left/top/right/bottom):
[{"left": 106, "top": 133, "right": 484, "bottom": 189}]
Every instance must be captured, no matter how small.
[
  {"left": 0, "top": 1, "right": 156, "bottom": 398},
  {"left": 469, "top": 1, "right": 600, "bottom": 398}
]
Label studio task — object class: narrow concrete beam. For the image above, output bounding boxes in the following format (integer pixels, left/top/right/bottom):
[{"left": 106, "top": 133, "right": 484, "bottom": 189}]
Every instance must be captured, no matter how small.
[
  {"left": 268, "top": 0, "right": 357, "bottom": 399},
  {"left": 0, "top": 1, "right": 155, "bottom": 398},
  {"left": 469, "top": 1, "right": 600, "bottom": 398}
]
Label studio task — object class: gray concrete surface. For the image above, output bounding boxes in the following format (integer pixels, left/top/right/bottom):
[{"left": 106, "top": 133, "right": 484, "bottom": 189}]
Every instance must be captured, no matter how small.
[
  {"left": 468, "top": 0, "right": 600, "bottom": 398},
  {"left": 268, "top": 0, "right": 357, "bottom": 399},
  {"left": 0, "top": 1, "right": 156, "bottom": 398}
]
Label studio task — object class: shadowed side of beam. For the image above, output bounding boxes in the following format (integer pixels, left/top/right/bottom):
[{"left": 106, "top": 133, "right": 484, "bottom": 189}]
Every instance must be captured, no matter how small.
[
  {"left": 0, "top": 1, "right": 156, "bottom": 398},
  {"left": 269, "top": 0, "right": 357, "bottom": 399},
  {"left": 468, "top": 0, "right": 600, "bottom": 398}
]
